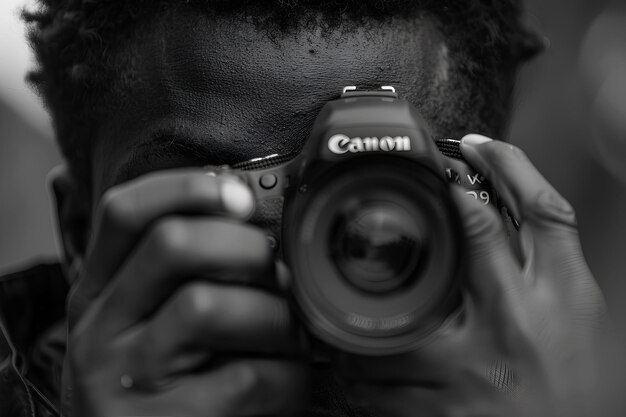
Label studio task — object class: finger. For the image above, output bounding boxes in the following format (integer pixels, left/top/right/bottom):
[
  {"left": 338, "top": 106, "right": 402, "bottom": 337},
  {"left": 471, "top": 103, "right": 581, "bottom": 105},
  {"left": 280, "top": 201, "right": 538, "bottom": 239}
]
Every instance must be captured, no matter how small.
[
  {"left": 460, "top": 134, "right": 577, "bottom": 231},
  {"left": 98, "top": 218, "right": 274, "bottom": 335},
  {"left": 125, "top": 282, "right": 307, "bottom": 380},
  {"left": 460, "top": 135, "right": 593, "bottom": 288},
  {"left": 451, "top": 186, "right": 524, "bottom": 312},
  {"left": 69, "top": 170, "right": 254, "bottom": 327},
  {"left": 170, "top": 359, "right": 310, "bottom": 417}
]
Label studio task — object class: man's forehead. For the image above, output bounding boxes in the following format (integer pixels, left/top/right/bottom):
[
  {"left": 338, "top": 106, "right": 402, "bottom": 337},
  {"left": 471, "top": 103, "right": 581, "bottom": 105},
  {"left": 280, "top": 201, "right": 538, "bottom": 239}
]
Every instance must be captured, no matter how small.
[
  {"left": 136, "top": 10, "right": 444, "bottom": 90},
  {"left": 91, "top": 9, "right": 449, "bottom": 196},
  {"left": 111, "top": 8, "right": 448, "bottom": 150}
]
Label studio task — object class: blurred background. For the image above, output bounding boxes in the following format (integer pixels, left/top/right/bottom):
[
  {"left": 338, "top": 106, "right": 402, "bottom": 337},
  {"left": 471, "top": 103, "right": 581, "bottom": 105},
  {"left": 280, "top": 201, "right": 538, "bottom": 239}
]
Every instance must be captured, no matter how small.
[
  {"left": 1, "top": 0, "right": 625, "bottom": 325},
  {"left": 0, "top": 0, "right": 60, "bottom": 274}
]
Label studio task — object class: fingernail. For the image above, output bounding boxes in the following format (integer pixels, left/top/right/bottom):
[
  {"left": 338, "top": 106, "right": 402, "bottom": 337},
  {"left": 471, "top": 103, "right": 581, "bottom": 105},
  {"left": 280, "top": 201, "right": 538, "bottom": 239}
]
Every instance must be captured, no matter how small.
[
  {"left": 461, "top": 134, "right": 494, "bottom": 147},
  {"left": 220, "top": 177, "right": 254, "bottom": 217}
]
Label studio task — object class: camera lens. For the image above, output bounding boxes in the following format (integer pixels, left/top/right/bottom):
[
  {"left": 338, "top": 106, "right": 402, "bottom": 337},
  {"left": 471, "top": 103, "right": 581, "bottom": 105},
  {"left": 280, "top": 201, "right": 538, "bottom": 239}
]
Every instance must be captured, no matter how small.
[
  {"left": 332, "top": 202, "right": 424, "bottom": 293},
  {"left": 285, "top": 157, "right": 463, "bottom": 355}
]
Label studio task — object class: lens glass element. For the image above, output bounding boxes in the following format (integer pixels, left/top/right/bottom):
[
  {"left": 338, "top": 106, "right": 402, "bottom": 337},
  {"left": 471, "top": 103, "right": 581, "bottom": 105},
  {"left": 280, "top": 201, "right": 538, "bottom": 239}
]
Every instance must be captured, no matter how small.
[{"left": 331, "top": 202, "right": 425, "bottom": 293}]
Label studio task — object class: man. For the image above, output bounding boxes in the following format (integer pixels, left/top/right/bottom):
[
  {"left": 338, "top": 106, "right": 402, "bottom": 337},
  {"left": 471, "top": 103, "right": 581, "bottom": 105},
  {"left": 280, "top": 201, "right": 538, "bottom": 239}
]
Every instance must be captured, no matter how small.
[{"left": 0, "top": 1, "right": 614, "bottom": 416}]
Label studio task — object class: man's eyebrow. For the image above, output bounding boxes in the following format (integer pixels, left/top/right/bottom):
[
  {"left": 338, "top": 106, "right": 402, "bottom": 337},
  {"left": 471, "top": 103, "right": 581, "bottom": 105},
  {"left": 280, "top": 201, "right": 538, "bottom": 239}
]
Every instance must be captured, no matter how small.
[
  {"left": 116, "top": 132, "right": 238, "bottom": 183},
  {"left": 139, "top": 133, "right": 219, "bottom": 159}
]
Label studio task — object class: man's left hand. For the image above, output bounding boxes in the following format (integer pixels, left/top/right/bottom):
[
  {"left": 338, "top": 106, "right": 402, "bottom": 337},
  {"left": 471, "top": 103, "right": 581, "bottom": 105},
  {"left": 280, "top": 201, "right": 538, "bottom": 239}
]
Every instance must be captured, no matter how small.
[{"left": 334, "top": 134, "right": 611, "bottom": 417}]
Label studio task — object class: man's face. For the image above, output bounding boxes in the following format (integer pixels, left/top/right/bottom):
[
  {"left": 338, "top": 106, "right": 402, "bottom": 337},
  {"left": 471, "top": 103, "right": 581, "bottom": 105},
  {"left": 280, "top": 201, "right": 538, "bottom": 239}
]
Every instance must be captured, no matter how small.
[{"left": 90, "top": 9, "right": 450, "bottom": 204}]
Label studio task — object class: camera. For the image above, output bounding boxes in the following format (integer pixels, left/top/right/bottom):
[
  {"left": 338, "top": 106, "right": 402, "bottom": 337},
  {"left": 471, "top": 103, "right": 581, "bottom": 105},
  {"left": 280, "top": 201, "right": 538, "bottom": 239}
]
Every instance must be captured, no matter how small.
[{"left": 214, "top": 86, "right": 502, "bottom": 356}]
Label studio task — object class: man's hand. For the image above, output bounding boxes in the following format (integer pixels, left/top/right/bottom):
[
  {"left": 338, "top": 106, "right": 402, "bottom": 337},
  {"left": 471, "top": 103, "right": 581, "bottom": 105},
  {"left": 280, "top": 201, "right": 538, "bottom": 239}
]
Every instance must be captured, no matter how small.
[
  {"left": 335, "top": 134, "right": 611, "bottom": 417},
  {"left": 61, "top": 170, "right": 310, "bottom": 417}
]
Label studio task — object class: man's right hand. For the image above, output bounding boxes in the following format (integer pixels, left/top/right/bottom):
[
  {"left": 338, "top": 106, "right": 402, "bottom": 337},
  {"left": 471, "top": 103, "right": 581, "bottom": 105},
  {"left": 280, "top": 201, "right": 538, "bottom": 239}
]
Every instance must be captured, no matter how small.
[{"left": 61, "top": 170, "right": 310, "bottom": 417}]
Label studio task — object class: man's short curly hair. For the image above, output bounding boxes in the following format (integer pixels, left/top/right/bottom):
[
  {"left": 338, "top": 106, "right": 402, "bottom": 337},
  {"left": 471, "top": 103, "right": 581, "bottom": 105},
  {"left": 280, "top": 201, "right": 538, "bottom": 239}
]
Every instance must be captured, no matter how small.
[{"left": 23, "top": 0, "right": 541, "bottom": 197}]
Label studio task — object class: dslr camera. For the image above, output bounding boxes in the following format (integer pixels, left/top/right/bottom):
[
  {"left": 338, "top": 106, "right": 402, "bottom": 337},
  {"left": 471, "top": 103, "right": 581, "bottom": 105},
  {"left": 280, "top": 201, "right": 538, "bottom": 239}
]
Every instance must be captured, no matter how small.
[{"left": 215, "top": 86, "right": 502, "bottom": 356}]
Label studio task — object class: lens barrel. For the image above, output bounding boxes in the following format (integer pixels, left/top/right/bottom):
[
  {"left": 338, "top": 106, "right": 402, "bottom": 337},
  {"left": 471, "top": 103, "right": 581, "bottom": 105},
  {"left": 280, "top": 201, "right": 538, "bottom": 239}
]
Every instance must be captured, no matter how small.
[{"left": 284, "top": 156, "right": 464, "bottom": 355}]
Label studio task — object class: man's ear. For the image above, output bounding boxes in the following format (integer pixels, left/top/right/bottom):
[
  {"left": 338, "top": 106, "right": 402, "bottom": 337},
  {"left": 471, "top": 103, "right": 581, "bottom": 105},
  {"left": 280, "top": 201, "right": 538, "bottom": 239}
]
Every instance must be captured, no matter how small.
[
  {"left": 48, "top": 164, "right": 90, "bottom": 283},
  {"left": 514, "top": 15, "right": 549, "bottom": 63}
]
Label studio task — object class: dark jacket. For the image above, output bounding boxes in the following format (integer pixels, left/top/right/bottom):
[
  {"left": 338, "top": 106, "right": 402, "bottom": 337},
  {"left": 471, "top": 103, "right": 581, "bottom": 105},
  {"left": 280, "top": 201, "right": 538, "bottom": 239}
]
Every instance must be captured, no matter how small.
[
  {"left": 0, "top": 263, "right": 67, "bottom": 417},
  {"left": 0, "top": 262, "right": 373, "bottom": 417}
]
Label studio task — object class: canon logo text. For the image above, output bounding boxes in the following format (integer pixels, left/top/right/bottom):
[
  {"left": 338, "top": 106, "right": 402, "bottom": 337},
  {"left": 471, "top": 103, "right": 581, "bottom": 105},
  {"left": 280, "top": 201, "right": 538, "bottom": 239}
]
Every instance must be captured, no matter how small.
[{"left": 328, "top": 134, "right": 411, "bottom": 154}]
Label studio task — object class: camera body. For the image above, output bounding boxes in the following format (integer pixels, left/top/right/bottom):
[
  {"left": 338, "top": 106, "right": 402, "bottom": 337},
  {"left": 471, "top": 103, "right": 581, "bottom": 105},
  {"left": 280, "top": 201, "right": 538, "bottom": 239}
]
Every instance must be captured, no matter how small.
[{"left": 216, "top": 87, "right": 499, "bottom": 356}]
